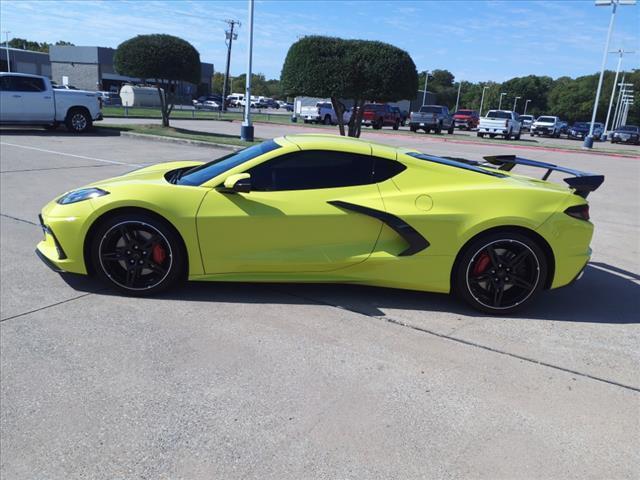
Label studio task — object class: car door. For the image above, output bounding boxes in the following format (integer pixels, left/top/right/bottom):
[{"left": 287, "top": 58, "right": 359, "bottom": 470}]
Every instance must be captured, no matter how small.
[
  {"left": 0, "top": 75, "right": 23, "bottom": 122},
  {"left": 196, "top": 149, "right": 386, "bottom": 274},
  {"left": 14, "top": 76, "right": 54, "bottom": 122}
]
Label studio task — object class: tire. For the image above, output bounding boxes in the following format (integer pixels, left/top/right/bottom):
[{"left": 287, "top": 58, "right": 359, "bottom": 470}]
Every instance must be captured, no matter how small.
[
  {"left": 393, "top": 119, "right": 400, "bottom": 130},
  {"left": 323, "top": 115, "right": 331, "bottom": 125},
  {"left": 447, "top": 123, "right": 455, "bottom": 135},
  {"left": 65, "top": 108, "right": 92, "bottom": 133},
  {"left": 489, "top": 134, "right": 496, "bottom": 138},
  {"left": 505, "top": 129, "right": 512, "bottom": 140},
  {"left": 373, "top": 118, "right": 383, "bottom": 130},
  {"left": 424, "top": 128, "right": 431, "bottom": 134},
  {"left": 477, "top": 133, "right": 484, "bottom": 138},
  {"left": 453, "top": 231, "right": 548, "bottom": 314},
  {"left": 435, "top": 123, "right": 442, "bottom": 134},
  {"left": 514, "top": 131, "right": 521, "bottom": 140},
  {"left": 410, "top": 125, "right": 417, "bottom": 132},
  {"left": 91, "top": 213, "right": 186, "bottom": 295}
]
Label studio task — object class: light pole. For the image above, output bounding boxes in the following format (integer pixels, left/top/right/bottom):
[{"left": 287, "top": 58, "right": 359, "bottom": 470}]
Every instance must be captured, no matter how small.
[
  {"left": 620, "top": 96, "right": 634, "bottom": 126},
  {"left": 603, "top": 49, "right": 634, "bottom": 138},
  {"left": 479, "top": 86, "right": 489, "bottom": 117},
  {"left": 523, "top": 99, "right": 531, "bottom": 115},
  {"left": 422, "top": 70, "right": 429, "bottom": 106},
  {"left": 221, "top": 19, "right": 240, "bottom": 112},
  {"left": 614, "top": 85, "right": 633, "bottom": 129},
  {"left": 584, "top": 0, "right": 636, "bottom": 149},
  {"left": 612, "top": 79, "right": 631, "bottom": 128},
  {"left": 498, "top": 92, "right": 506, "bottom": 110},
  {"left": 2, "top": 31, "right": 10, "bottom": 72},
  {"left": 241, "top": 0, "right": 254, "bottom": 141},
  {"left": 513, "top": 96, "right": 521, "bottom": 111},
  {"left": 454, "top": 81, "right": 462, "bottom": 112}
]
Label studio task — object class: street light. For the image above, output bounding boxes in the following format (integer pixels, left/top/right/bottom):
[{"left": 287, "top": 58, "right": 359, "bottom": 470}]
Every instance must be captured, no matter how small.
[
  {"left": 523, "top": 99, "right": 531, "bottom": 115},
  {"left": 479, "top": 86, "right": 489, "bottom": 117},
  {"left": 613, "top": 83, "right": 634, "bottom": 128},
  {"left": 454, "top": 81, "right": 462, "bottom": 113},
  {"left": 513, "top": 96, "right": 521, "bottom": 111},
  {"left": 584, "top": 0, "right": 637, "bottom": 149},
  {"left": 498, "top": 92, "right": 506, "bottom": 110},
  {"left": 603, "top": 49, "right": 634, "bottom": 138},
  {"left": 422, "top": 70, "right": 430, "bottom": 106},
  {"left": 221, "top": 19, "right": 240, "bottom": 113},
  {"left": 241, "top": 0, "right": 254, "bottom": 141}
]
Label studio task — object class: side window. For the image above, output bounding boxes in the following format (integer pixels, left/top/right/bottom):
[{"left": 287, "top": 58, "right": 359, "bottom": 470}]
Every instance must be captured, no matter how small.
[
  {"left": 0, "top": 76, "right": 14, "bottom": 91},
  {"left": 248, "top": 150, "right": 375, "bottom": 192},
  {"left": 373, "top": 158, "right": 407, "bottom": 182},
  {"left": 13, "top": 77, "right": 45, "bottom": 92}
]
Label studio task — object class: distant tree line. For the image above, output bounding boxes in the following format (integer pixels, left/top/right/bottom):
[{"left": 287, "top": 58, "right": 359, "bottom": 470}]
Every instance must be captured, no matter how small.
[
  {"left": 418, "top": 69, "right": 639, "bottom": 125},
  {"left": 5, "top": 38, "right": 74, "bottom": 53}
]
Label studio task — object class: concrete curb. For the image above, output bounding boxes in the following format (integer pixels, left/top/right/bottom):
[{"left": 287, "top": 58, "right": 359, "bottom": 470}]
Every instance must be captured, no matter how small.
[{"left": 119, "top": 131, "right": 243, "bottom": 151}]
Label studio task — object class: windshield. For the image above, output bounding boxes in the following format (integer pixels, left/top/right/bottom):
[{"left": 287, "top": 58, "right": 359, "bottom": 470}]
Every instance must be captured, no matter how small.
[
  {"left": 419, "top": 106, "right": 441, "bottom": 113},
  {"left": 486, "top": 111, "right": 511, "bottom": 119},
  {"left": 455, "top": 110, "right": 474, "bottom": 116},
  {"left": 177, "top": 140, "right": 281, "bottom": 186},
  {"left": 520, "top": 115, "right": 533, "bottom": 120},
  {"left": 537, "top": 117, "right": 556, "bottom": 123},
  {"left": 573, "top": 122, "right": 588, "bottom": 128}
]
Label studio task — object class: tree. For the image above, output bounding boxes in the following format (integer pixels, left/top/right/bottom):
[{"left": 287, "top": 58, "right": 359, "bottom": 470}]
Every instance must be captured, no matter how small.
[
  {"left": 114, "top": 34, "right": 201, "bottom": 127},
  {"left": 6, "top": 37, "right": 74, "bottom": 53},
  {"left": 281, "top": 36, "right": 417, "bottom": 137}
]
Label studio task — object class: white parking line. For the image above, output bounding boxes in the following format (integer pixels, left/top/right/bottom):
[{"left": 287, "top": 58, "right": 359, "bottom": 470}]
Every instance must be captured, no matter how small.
[{"left": 0, "top": 142, "right": 135, "bottom": 166}]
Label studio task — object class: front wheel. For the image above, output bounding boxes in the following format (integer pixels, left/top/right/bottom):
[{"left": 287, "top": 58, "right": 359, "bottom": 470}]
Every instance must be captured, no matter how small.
[
  {"left": 447, "top": 123, "right": 454, "bottom": 134},
  {"left": 410, "top": 125, "right": 417, "bottom": 132},
  {"left": 435, "top": 123, "right": 442, "bottom": 134},
  {"left": 65, "top": 108, "right": 92, "bottom": 133},
  {"left": 477, "top": 133, "right": 484, "bottom": 138},
  {"left": 393, "top": 119, "right": 400, "bottom": 130},
  {"left": 91, "top": 213, "right": 186, "bottom": 295},
  {"left": 453, "top": 232, "right": 547, "bottom": 314},
  {"left": 323, "top": 115, "right": 331, "bottom": 125}
]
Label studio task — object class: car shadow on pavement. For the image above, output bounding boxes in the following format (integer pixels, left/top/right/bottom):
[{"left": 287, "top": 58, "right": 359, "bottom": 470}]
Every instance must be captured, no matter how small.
[
  {"left": 61, "top": 263, "right": 639, "bottom": 324},
  {"left": 0, "top": 127, "right": 121, "bottom": 137}
]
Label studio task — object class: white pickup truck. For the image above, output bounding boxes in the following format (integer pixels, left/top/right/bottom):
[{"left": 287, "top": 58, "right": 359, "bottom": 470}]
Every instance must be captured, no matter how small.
[
  {"left": 477, "top": 110, "right": 522, "bottom": 140},
  {"left": 530, "top": 115, "right": 562, "bottom": 138},
  {"left": 300, "top": 101, "right": 351, "bottom": 125},
  {"left": 0, "top": 73, "right": 102, "bottom": 133}
]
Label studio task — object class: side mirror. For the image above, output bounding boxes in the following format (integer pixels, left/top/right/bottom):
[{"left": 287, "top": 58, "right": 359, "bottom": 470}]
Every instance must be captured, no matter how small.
[{"left": 221, "top": 173, "right": 251, "bottom": 193}]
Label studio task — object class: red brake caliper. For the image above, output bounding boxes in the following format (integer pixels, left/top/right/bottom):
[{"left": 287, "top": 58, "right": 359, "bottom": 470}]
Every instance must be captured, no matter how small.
[
  {"left": 152, "top": 243, "right": 166, "bottom": 264},
  {"left": 473, "top": 253, "right": 491, "bottom": 276}
]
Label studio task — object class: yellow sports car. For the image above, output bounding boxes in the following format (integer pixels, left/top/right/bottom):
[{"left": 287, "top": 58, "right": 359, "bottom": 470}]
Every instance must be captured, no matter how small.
[{"left": 36, "top": 134, "right": 603, "bottom": 314}]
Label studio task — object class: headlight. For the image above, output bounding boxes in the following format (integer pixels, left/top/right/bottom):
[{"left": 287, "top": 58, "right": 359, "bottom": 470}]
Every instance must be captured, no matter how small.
[{"left": 57, "top": 187, "right": 109, "bottom": 205}]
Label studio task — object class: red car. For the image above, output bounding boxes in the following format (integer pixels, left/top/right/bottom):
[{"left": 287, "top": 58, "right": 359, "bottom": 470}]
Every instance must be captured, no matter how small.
[
  {"left": 453, "top": 109, "right": 479, "bottom": 130},
  {"left": 361, "top": 103, "right": 401, "bottom": 130}
]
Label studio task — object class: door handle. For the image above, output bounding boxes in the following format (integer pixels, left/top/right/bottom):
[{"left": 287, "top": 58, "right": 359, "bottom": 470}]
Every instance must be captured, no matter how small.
[{"left": 12, "top": 94, "right": 22, "bottom": 98}]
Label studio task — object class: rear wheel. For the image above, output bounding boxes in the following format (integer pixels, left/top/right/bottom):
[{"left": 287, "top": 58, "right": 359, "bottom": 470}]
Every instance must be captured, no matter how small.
[
  {"left": 435, "top": 122, "right": 442, "bottom": 134},
  {"left": 410, "top": 125, "right": 417, "bottom": 132},
  {"left": 393, "top": 119, "right": 400, "bottom": 130},
  {"left": 477, "top": 133, "right": 484, "bottom": 138},
  {"left": 91, "top": 213, "right": 185, "bottom": 295},
  {"left": 323, "top": 115, "right": 331, "bottom": 125},
  {"left": 65, "top": 108, "right": 92, "bottom": 133},
  {"left": 447, "top": 122, "right": 455, "bottom": 134},
  {"left": 453, "top": 231, "right": 547, "bottom": 314}
]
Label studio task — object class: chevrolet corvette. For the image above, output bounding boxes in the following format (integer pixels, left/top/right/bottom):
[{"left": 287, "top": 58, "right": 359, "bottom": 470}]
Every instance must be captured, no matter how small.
[{"left": 36, "top": 134, "right": 603, "bottom": 314}]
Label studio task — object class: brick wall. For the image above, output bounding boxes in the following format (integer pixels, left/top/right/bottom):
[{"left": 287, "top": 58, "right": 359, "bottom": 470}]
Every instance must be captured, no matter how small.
[{"left": 51, "top": 63, "right": 100, "bottom": 90}]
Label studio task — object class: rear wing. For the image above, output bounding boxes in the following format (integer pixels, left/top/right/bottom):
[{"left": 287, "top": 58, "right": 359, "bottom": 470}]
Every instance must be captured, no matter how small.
[{"left": 482, "top": 155, "right": 604, "bottom": 198}]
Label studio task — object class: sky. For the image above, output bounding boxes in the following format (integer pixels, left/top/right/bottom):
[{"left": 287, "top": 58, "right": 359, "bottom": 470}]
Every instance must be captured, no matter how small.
[{"left": 0, "top": 0, "right": 638, "bottom": 83}]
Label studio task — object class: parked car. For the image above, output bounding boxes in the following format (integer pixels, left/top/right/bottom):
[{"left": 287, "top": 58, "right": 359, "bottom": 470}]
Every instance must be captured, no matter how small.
[
  {"left": 194, "top": 95, "right": 223, "bottom": 110},
  {"left": 566, "top": 122, "right": 604, "bottom": 141},
  {"left": 362, "top": 103, "right": 402, "bottom": 130},
  {"left": 281, "top": 102, "right": 293, "bottom": 112},
  {"left": 300, "top": 101, "right": 350, "bottom": 125},
  {"left": 264, "top": 98, "right": 280, "bottom": 109},
  {"left": 226, "top": 94, "right": 244, "bottom": 107},
  {"left": 389, "top": 106, "right": 409, "bottom": 126},
  {"left": 531, "top": 116, "right": 562, "bottom": 137},
  {"left": 559, "top": 120, "right": 569, "bottom": 135},
  {"left": 0, "top": 72, "right": 102, "bottom": 133},
  {"left": 477, "top": 110, "right": 522, "bottom": 139},
  {"left": 519, "top": 114, "right": 535, "bottom": 131},
  {"left": 452, "top": 109, "right": 479, "bottom": 130},
  {"left": 409, "top": 105, "right": 454, "bottom": 134},
  {"left": 610, "top": 125, "right": 640, "bottom": 145},
  {"left": 97, "top": 91, "right": 121, "bottom": 106}
]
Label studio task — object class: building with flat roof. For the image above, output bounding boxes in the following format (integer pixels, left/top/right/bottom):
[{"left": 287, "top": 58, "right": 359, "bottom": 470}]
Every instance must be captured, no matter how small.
[
  {"left": 0, "top": 47, "right": 51, "bottom": 77},
  {"left": 49, "top": 45, "right": 213, "bottom": 97}
]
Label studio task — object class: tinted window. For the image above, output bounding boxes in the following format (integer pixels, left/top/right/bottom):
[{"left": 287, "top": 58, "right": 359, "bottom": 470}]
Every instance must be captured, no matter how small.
[
  {"left": 619, "top": 125, "right": 639, "bottom": 132},
  {"left": 406, "top": 152, "right": 506, "bottom": 178},
  {"left": 0, "top": 76, "right": 12, "bottom": 91},
  {"left": 537, "top": 116, "right": 556, "bottom": 122},
  {"left": 486, "top": 111, "right": 511, "bottom": 119},
  {"left": 373, "top": 158, "right": 406, "bottom": 182},
  {"left": 9, "top": 76, "right": 46, "bottom": 92},
  {"left": 177, "top": 140, "right": 281, "bottom": 186},
  {"left": 248, "top": 150, "right": 375, "bottom": 191},
  {"left": 420, "top": 106, "right": 442, "bottom": 113}
]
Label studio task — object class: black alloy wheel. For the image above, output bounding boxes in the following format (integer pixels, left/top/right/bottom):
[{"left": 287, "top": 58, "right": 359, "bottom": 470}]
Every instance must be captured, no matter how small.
[
  {"left": 454, "top": 233, "right": 547, "bottom": 314},
  {"left": 92, "top": 214, "right": 184, "bottom": 295}
]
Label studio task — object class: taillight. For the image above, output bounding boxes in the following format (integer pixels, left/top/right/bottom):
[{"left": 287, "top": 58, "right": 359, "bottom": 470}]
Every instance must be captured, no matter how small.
[{"left": 565, "top": 204, "right": 590, "bottom": 221}]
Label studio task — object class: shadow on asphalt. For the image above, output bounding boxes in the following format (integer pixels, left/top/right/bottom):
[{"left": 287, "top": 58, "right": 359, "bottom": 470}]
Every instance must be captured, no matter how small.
[
  {"left": 0, "top": 127, "right": 121, "bottom": 137},
  {"left": 60, "top": 263, "right": 639, "bottom": 324}
]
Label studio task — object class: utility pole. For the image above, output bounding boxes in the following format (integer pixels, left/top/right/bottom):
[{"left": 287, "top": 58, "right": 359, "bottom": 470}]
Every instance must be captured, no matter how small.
[
  {"left": 422, "top": 70, "right": 429, "bottom": 106},
  {"left": 523, "top": 99, "right": 531, "bottom": 115},
  {"left": 2, "top": 31, "right": 10, "bottom": 72},
  {"left": 479, "top": 86, "right": 489, "bottom": 117},
  {"left": 241, "top": 0, "right": 254, "bottom": 141},
  {"left": 454, "top": 81, "right": 462, "bottom": 112},
  {"left": 604, "top": 49, "right": 634, "bottom": 137},
  {"left": 221, "top": 19, "right": 240, "bottom": 112}
]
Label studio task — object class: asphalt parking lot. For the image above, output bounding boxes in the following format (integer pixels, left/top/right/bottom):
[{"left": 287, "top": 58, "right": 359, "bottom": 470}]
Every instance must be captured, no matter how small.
[{"left": 1, "top": 128, "right": 639, "bottom": 479}]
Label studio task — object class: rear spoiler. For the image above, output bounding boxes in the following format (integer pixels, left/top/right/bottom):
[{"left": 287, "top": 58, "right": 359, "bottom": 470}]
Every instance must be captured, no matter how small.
[{"left": 483, "top": 155, "right": 604, "bottom": 198}]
